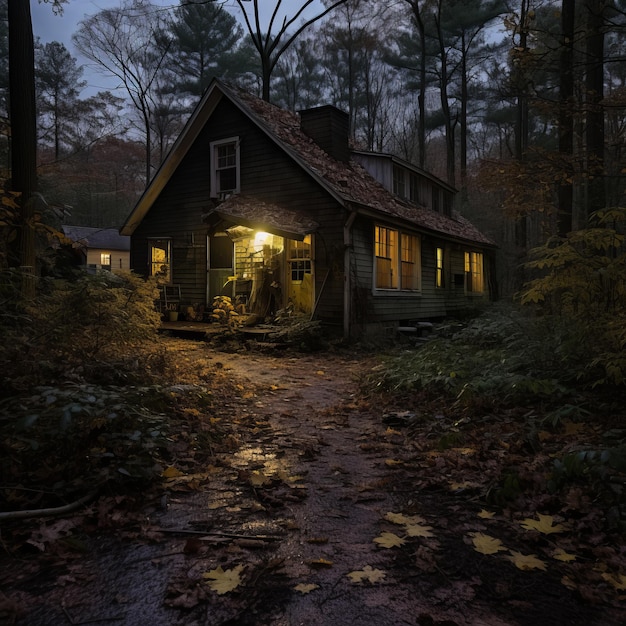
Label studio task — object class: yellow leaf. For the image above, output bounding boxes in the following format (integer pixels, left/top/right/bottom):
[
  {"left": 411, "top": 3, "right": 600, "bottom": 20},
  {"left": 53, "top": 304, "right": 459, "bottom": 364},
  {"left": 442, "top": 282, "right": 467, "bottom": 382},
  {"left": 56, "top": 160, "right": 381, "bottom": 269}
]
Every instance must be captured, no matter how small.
[
  {"left": 373, "top": 532, "right": 406, "bottom": 549},
  {"left": 294, "top": 583, "right": 319, "bottom": 594},
  {"left": 249, "top": 470, "right": 271, "bottom": 486},
  {"left": 308, "top": 558, "right": 333, "bottom": 568},
  {"left": 602, "top": 572, "right": 626, "bottom": 591},
  {"left": 385, "top": 459, "right": 404, "bottom": 467},
  {"left": 347, "top": 565, "right": 386, "bottom": 584},
  {"left": 203, "top": 565, "right": 244, "bottom": 595},
  {"left": 384, "top": 512, "right": 426, "bottom": 526},
  {"left": 469, "top": 532, "right": 507, "bottom": 555},
  {"left": 404, "top": 523, "right": 435, "bottom": 538},
  {"left": 506, "top": 550, "right": 547, "bottom": 571},
  {"left": 316, "top": 370, "right": 325, "bottom": 376},
  {"left": 385, "top": 427, "right": 402, "bottom": 436},
  {"left": 553, "top": 549, "right": 577, "bottom": 562},
  {"left": 162, "top": 466, "right": 184, "bottom": 478},
  {"left": 477, "top": 509, "right": 495, "bottom": 519},
  {"left": 520, "top": 514, "right": 566, "bottom": 534}
]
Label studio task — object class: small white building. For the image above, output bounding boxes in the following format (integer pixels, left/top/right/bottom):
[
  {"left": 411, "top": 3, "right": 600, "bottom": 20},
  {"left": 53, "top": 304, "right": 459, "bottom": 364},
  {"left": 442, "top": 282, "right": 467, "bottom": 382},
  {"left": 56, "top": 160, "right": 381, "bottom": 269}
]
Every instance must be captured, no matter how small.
[{"left": 62, "top": 226, "right": 130, "bottom": 272}]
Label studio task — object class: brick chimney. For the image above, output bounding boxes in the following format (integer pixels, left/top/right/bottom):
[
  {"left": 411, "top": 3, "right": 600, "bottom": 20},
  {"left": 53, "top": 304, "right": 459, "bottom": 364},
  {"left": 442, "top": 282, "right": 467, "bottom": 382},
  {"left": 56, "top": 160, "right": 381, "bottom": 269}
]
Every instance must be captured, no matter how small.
[{"left": 299, "top": 105, "right": 350, "bottom": 162}]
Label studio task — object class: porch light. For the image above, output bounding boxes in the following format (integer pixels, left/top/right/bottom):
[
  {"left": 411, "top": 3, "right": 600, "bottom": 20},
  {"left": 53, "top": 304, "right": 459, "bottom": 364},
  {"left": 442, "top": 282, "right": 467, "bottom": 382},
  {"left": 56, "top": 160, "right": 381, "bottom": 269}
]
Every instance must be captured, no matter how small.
[{"left": 253, "top": 231, "right": 270, "bottom": 249}]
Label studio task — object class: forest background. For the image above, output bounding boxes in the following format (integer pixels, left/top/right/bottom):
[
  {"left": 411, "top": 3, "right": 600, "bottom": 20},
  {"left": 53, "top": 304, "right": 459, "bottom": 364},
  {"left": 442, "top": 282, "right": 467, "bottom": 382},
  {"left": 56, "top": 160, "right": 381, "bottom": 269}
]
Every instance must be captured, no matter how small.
[{"left": 2, "top": 0, "right": 625, "bottom": 298}]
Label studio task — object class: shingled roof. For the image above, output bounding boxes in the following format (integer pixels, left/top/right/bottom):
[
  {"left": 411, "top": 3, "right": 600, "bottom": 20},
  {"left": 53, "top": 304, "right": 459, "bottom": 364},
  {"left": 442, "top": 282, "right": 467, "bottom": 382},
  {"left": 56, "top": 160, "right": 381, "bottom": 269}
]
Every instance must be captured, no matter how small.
[
  {"left": 62, "top": 226, "right": 130, "bottom": 251},
  {"left": 219, "top": 82, "right": 495, "bottom": 247}
]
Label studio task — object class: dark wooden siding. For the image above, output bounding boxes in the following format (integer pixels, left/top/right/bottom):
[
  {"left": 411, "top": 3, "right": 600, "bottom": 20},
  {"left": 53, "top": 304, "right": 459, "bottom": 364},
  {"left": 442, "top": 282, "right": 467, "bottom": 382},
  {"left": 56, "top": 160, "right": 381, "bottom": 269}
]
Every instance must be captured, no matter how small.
[
  {"left": 131, "top": 96, "right": 348, "bottom": 323},
  {"left": 349, "top": 216, "right": 489, "bottom": 329}
]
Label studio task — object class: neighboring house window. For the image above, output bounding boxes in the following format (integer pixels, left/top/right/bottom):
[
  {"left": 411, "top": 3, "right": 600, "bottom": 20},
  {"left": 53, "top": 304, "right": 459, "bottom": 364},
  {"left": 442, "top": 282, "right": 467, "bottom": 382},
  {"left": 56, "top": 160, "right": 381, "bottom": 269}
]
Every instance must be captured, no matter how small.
[
  {"left": 210, "top": 137, "right": 240, "bottom": 198},
  {"left": 465, "top": 251, "right": 484, "bottom": 293},
  {"left": 149, "top": 239, "right": 171, "bottom": 282},
  {"left": 375, "top": 226, "right": 420, "bottom": 291},
  {"left": 392, "top": 165, "right": 405, "bottom": 198},
  {"left": 436, "top": 247, "right": 444, "bottom": 288},
  {"left": 100, "top": 253, "right": 111, "bottom": 268}
]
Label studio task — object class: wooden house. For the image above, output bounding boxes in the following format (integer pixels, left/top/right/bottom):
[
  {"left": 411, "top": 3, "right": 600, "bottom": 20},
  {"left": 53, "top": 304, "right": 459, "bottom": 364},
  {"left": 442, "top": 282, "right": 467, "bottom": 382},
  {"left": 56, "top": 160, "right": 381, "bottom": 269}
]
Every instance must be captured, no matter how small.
[
  {"left": 62, "top": 225, "right": 130, "bottom": 272},
  {"left": 120, "top": 79, "right": 496, "bottom": 338}
]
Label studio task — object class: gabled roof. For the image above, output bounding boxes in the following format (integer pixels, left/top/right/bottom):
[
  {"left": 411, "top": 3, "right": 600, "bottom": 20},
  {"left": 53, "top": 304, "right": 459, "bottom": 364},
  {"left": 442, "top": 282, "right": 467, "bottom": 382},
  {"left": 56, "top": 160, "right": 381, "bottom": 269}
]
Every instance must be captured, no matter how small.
[
  {"left": 121, "top": 79, "right": 494, "bottom": 248},
  {"left": 62, "top": 225, "right": 130, "bottom": 251}
]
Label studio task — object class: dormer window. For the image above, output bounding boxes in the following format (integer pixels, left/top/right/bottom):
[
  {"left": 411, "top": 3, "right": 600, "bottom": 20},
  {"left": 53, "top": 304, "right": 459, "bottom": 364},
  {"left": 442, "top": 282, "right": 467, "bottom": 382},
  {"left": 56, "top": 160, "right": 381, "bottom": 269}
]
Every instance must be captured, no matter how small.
[{"left": 210, "top": 137, "right": 240, "bottom": 198}]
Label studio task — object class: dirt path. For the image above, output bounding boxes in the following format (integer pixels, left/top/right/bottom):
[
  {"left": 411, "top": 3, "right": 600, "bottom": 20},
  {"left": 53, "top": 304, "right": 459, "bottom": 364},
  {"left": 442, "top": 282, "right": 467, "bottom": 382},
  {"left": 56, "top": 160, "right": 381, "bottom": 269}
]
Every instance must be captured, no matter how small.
[{"left": 7, "top": 340, "right": 626, "bottom": 625}]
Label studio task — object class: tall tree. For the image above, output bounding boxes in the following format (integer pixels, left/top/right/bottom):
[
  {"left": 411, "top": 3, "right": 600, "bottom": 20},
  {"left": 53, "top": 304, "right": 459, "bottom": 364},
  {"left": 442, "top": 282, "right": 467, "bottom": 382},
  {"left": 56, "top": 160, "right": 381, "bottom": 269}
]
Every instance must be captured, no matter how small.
[
  {"left": 584, "top": 0, "right": 607, "bottom": 219},
  {"left": 234, "top": 0, "right": 349, "bottom": 101},
  {"left": 7, "top": 0, "right": 37, "bottom": 293},
  {"left": 165, "top": 0, "right": 244, "bottom": 100},
  {"left": 73, "top": 0, "right": 172, "bottom": 184},
  {"left": 557, "top": 0, "right": 575, "bottom": 236},
  {"left": 35, "top": 41, "right": 86, "bottom": 160}
]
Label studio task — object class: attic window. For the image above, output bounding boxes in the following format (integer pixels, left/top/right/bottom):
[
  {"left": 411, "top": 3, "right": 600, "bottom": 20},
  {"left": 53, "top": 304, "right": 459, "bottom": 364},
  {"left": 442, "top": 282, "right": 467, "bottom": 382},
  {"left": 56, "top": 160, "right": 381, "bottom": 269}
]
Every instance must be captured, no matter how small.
[{"left": 210, "top": 137, "right": 240, "bottom": 198}]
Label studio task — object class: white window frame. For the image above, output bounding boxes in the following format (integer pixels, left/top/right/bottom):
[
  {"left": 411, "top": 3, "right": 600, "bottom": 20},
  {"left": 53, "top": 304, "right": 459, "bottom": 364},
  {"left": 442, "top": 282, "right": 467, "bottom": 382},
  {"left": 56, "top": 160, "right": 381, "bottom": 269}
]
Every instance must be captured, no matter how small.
[
  {"left": 210, "top": 136, "right": 240, "bottom": 198},
  {"left": 149, "top": 238, "right": 172, "bottom": 283},
  {"left": 374, "top": 225, "right": 421, "bottom": 293}
]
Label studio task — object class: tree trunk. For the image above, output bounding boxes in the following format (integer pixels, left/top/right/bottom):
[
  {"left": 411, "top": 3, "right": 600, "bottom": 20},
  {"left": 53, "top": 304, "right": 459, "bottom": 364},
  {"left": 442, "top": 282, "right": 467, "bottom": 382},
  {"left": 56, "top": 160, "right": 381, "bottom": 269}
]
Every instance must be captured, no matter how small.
[
  {"left": 584, "top": 0, "right": 606, "bottom": 220},
  {"left": 557, "top": 0, "right": 575, "bottom": 236},
  {"left": 8, "top": 0, "right": 37, "bottom": 299}
]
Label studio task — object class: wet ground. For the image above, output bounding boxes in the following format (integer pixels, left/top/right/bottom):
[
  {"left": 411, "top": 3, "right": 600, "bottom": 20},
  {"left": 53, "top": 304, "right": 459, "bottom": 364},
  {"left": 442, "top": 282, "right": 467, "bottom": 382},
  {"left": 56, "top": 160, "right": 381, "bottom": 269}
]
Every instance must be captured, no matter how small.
[{"left": 3, "top": 340, "right": 626, "bottom": 625}]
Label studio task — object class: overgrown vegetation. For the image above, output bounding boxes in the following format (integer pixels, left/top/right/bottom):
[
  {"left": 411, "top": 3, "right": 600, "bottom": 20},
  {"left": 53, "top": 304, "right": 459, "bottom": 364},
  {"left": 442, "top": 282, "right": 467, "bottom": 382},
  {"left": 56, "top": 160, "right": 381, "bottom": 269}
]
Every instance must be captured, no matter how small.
[{"left": 0, "top": 270, "right": 228, "bottom": 515}]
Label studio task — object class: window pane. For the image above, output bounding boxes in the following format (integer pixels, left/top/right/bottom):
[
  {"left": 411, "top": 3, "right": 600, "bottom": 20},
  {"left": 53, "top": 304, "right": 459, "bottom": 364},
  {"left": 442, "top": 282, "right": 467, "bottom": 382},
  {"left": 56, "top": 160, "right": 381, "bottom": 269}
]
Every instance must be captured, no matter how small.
[
  {"left": 393, "top": 166, "right": 405, "bottom": 198},
  {"left": 375, "top": 226, "right": 398, "bottom": 288},
  {"left": 401, "top": 234, "right": 419, "bottom": 290},
  {"left": 436, "top": 247, "right": 444, "bottom": 288},
  {"left": 150, "top": 240, "right": 171, "bottom": 282}
]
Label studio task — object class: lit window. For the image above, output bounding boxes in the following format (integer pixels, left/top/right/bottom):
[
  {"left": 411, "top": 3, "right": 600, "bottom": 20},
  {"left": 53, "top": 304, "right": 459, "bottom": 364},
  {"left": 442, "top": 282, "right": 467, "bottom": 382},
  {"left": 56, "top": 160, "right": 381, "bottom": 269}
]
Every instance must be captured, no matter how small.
[
  {"left": 210, "top": 137, "right": 240, "bottom": 198},
  {"left": 375, "top": 226, "right": 420, "bottom": 291},
  {"left": 436, "top": 247, "right": 444, "bottom": 288},
  {"left": 149, "top": 239, "right": 171, "bottom": 282},
  {"left": 289, "top": 237, "right": 311, "bottom": 282},
  {"left": 464, "top": 251, "right": 484, "bottom": 293},
  {"left": 401, "top": 233, "right": 419, "bottom": 290},
  {"left": 100, "top": 253, "right": 111, "bottom": 267}
]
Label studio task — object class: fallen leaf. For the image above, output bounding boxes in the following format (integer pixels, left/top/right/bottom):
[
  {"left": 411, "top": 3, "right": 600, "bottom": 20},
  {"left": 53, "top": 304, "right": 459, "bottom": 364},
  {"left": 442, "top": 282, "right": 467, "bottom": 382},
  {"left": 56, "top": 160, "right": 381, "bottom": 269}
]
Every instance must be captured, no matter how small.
[
  {"left": 506, "top": 550, "right": 547, "bottom": 571},
  {"left": 307, "top": 558, "right": 333, "bottom": 568},
  {"left": 373, "top": 532, "right": 406, "bottom": 548},
  {"left": 404, "top": 523, "right": 435, "bottom": 538},
  {"left": 294, "top": 583, "right": 319, "bottom": 594},
  {"left": 249, "top": 470, "right": 271, "bottom": 487},
  {"left": 384, "top": 512, "right": 426, "bottom": 526},
  {"left": 602, "top": 572, "right": 626, "bottom": 591},
  {"left": 203, "top": 565, "right": 244, "bottom": 594},
  {"left": 316, "top": 370, "right": 325, "bottom": 376},
  {"left": 162, "top": 466, "right": 184, "bottom": 478},
  {"left": 477, "top": 509, "right": 495, "bottom": 519},
  {"left": 347, "top": 565, "right": 386, "bottom": 584},
  {"left": 385, "top": 459, "right": 404, "bottom": 467},
  {"left": 553, "top": 548, "right": 577, "bottom": 562},
  {"left": 520, "top": 514, "right": 566, "bottom": 535},
  {"left": 469, "top": 532, "right": 507, "bottom": 555}
]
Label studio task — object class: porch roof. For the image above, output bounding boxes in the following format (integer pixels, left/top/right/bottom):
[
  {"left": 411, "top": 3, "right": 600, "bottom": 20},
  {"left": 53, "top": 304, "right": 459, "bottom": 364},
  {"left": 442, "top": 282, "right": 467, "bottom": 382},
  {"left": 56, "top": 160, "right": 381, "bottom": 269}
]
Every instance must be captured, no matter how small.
[{"left": 202, "top": 195, "right": 319, "bottom": 241}]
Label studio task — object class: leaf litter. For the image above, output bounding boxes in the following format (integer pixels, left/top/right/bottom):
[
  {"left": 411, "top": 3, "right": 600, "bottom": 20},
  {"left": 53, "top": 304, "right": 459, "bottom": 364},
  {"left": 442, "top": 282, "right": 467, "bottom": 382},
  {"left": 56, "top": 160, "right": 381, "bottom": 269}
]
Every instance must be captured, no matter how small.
[{"left": 2, "top": 337, "right": 626, "bottom": 626}]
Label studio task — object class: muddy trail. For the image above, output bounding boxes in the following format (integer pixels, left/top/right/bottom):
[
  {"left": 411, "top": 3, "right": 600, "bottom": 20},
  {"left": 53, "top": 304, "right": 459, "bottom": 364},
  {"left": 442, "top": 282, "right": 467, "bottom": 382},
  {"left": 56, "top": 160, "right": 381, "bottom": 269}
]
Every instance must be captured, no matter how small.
[{"left": 4, "top": 339, "right": 626, "bottom": 626}]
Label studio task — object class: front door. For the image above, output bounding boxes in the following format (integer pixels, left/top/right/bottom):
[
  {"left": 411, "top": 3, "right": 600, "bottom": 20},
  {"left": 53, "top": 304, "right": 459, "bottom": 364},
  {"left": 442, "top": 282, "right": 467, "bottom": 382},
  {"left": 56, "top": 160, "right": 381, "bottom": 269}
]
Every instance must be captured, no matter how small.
[{"left": 207, "top": 233, "right": 234, "bottom": 305}]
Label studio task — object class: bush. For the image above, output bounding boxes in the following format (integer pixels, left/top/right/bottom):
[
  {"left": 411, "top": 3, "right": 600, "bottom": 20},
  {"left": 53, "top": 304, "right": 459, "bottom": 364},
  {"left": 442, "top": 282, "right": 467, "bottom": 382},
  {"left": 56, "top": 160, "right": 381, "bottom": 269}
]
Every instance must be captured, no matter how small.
[
  {"left": 521, "top": 207, "right": 626, "bottom": 389},
  {"left": 0, "top": 270, "right": 162, "bottom": 393}
]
